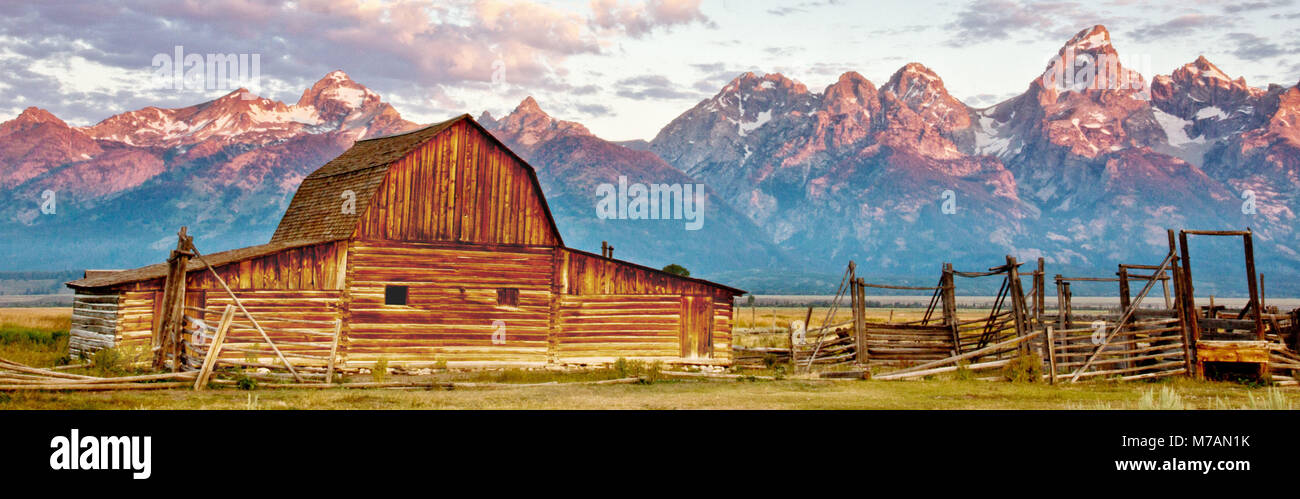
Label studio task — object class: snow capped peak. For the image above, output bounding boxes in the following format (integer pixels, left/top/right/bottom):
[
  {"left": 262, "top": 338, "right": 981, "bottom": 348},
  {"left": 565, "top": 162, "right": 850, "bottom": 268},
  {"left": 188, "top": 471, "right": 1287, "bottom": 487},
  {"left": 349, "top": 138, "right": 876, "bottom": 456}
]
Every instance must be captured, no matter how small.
[
  {"left": 719, "top": 72, "right": 807, "bottom": 96},
  {"left": 1179, "top": 56, "right": 1235, "bottom": 83},
  {"left": 78, "top": 71, "right": 411, "bottom": 148},
  {"left": 883, "top": 62, "right": 949, "bottom": 99},
  {"left": 296, "top": 70, "right": 376, "bottom": 109},
  {"left": 12, "top": 107, "right": 64, "bottom": 126},
  {"left": 1064, "top": 25, "right": 1112, "bottom": 52},
  {"left": 896, "top": 63, "right": 940, "bottom": 79}
]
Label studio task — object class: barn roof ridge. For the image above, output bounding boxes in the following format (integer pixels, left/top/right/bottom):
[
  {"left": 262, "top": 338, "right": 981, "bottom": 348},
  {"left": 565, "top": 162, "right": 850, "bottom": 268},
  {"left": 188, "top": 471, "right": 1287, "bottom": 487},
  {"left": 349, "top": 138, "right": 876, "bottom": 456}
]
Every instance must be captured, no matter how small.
[{"left": 352, "top": 113, "right": 474, "bottom": 143}]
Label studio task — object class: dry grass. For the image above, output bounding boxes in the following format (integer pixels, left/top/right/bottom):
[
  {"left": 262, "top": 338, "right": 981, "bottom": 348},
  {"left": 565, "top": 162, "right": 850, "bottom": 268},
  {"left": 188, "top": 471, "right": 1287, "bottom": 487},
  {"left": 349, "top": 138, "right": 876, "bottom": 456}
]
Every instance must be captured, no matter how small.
[
  {"left": 733, "top": 306, "right": 991, "bottom": 348},
  {"left": 0, "top": 307, "right": 72, "bottom": 367},
  {"left": 0, "top": 307, "right": 71, "bottom": 331},
  {"left": 1, "top": 375, "right": 1293, "bottom": 410},
  {"left": 1, "top": 306, "right": 1295, "bottom": 410}
]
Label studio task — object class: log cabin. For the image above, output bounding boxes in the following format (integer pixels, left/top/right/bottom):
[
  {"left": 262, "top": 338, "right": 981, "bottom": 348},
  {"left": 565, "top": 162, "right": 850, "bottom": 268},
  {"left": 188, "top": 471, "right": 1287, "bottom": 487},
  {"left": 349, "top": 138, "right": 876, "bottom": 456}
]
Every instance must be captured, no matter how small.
[{"left": 65, "top": 114, "right": 744, "bottom": 369}]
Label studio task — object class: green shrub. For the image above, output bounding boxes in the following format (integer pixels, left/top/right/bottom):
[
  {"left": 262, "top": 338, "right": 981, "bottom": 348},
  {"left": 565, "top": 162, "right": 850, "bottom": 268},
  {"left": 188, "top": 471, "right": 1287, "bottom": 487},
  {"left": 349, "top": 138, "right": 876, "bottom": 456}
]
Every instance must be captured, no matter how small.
[
  {"left": 1002, "top": 352, "right": 1043, "bottom": 383},
  {"left": 235, "top": 375, "right": 258, "bottom": 391},
  {"left": 952, "top": 360, "right": 973, "bottom": 381},
  {"left": 613, "top": 357, "right": 663, "bottom": 383},
  {"left": 371, "top": 357, "right": 389, "bottom": 383},
  {"left": 91, "top": 348, "right": 123, "bottom": 376}
]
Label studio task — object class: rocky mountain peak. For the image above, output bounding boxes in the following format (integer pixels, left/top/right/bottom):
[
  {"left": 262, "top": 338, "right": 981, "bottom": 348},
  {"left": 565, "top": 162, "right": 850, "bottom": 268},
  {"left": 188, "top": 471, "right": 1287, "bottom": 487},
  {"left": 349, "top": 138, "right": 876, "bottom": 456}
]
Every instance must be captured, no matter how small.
[
  {"left": 1151, "top": 56, "right": 1267, "bottom": 151},
  {"left": 723, "top": 72, "right": 808, "bottom": 95},
  {"left": 296, "top": 70, "right": 382, "bottom": 124},
  {"left": 489, "top": 97, "right": 592, "bottom": 147},
  {"left": 820, "top": 71, "right": 878, "bottom": 115},
  {"left": 879, "top": 63, "right": 970, "bottom": 135},
  {"left": 11, "top": 107, "right": 65, "bottom": 126},
  {"left": 1061, "top": 24, "right": 1113, "bottom": 54},
  {"left": 477, "top": 111, "right": 499, "bottom": 129}
]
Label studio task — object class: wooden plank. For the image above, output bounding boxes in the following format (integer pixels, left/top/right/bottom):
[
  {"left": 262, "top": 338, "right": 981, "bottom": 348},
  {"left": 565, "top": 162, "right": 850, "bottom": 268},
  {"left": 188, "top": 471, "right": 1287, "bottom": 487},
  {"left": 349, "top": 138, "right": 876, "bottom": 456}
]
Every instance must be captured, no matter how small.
[
  {"left": 194, "top": 305, "right": 235, "bottom": 390},
  {"left": 327, "top": 319, "right": 342, "bottom": 383}
]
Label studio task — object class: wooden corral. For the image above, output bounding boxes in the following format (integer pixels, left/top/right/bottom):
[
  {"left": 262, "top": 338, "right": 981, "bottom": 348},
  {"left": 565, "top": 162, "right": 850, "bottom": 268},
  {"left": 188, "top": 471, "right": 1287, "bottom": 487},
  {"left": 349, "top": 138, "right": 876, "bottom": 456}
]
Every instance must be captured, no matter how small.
[
  {"left": 735, "top": 227, "right": 1300, "bottom": 385},
  {"left": 66, "top": 114, "right": 743, "bottom": 372}
]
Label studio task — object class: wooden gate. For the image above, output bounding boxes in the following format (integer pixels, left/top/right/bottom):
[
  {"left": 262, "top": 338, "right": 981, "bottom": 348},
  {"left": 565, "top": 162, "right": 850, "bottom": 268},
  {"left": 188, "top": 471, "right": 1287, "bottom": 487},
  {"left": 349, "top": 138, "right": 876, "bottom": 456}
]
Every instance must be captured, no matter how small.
[{"left": 680, "top": 296, "right": 714, "bottom": 359}]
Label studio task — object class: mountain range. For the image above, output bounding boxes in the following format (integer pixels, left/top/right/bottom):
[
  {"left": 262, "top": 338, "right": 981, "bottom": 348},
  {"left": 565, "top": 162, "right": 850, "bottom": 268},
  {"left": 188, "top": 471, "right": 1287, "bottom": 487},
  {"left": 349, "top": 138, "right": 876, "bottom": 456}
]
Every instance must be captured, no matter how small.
[{"left": 2, "top": 25, "right": 1297, "bottom": 295}]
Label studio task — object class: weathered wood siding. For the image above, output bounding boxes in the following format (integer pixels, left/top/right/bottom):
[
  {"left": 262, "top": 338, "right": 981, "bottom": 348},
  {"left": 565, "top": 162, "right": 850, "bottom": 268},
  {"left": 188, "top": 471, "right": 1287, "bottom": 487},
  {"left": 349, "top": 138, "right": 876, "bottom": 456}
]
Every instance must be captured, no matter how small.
[
  {"left": 556, "top": 294, "right": 683, "bottom": 363},
  {"left": 555, "top": 249, "right": 735, "bottom": 364},
  {"left": 82, "top": 241, "right": 346, "bottom": 359},
  {"left": 345, "top": 239, "right": 552, "bottom": 367},
  {"left": 196, "top": 290, "right": 342, "bottom": 366},
  {"left": 353, "top": 120, "right": 559, "bottom": 247},
  {"left": 185, "top": 241, "right": 346, "bottom": 291},
  {"left": 69, "top": 289, "right": 119, "bottom": 358},
  {"left": 117, "top": 290, "right": 157, "bottom": 358},
  {"left": 712, "top": 302, "right": 733, "bottom": 363},
  {"left": 562, "top": 249, "right": 731, "bottom": 297}
]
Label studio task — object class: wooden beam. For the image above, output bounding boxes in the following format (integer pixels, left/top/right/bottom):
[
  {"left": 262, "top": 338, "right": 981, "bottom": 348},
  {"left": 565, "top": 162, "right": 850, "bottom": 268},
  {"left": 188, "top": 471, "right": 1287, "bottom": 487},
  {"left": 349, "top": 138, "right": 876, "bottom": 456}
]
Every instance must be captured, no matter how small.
[
  {"left": 1168, "top": 229, "right": 1194, "bottom": 376},
  {"left": 1068, "top": 251, "right": 1173, "bottom": 383},
  {"left": 194, "top": 305, "right": 235, "bottom": 390},
  {"left": 1005, "top": 255, "right": 1030, "bottom": 356},
  {"left": 1044, "top": 326, "right": 1058, "bottom": 384},
  {"left": 190, "top": 246, "right": 304, "bottom": 382},
  {"left": 1243, "top": 231, "right": 1265, "bottom": 341},
  {"left": 327, "top": 319, "right": 342, "bottom": 384}
]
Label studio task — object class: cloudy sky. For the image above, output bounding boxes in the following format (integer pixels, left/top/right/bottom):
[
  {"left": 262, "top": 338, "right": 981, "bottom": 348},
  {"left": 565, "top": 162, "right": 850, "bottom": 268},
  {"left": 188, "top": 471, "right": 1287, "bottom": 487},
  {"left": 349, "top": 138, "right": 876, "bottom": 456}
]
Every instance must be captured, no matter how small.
[{"left": 2, "top": 0, "right": 1298, "bottom": 141}]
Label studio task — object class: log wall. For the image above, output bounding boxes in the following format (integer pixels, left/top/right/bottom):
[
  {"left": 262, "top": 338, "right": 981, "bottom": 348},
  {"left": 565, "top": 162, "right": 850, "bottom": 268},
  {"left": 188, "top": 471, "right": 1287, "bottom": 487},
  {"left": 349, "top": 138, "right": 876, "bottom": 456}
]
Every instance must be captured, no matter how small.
[
  {"left": 69, "top": 289, "right": 120, "bottom": 358},
  {"left": 195, "top": 290, "right": 342, "bottom": 367},
  {"left": 555, "top": 249, "right": 736, "bottom": 364},
  {"left": 344, "top": 239, "right": 552, "bottom": 367},
  {"left": 556, "top": 294, "right": 684, "bottom": 363},
  {"left": 561, "top": 249, "right": 731, "bottom": 298}
]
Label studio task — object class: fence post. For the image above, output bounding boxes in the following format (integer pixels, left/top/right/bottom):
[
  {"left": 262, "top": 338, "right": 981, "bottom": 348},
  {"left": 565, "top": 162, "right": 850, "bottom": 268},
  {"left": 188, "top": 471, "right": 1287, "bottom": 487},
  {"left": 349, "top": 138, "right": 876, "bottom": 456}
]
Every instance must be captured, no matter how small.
[
  {"left": 942, "top": 263, "right": 959, "bottom": 355},
  {"left": 153, "top": 227, "right": 192, "bottom": 371},
  {"left": 1005, "top": 256, "right": 1030, "bottom": 356},
  {"left": 854, "top": 278, "right": 868, "bottom": 366},
  {"left": 1044, "top": 326, "right": 1058, "bottom": 384},
  {"left": 1035, "top": 257, "right": 1045, "bottom": 329},
  {"left": 1117, "top": 266, "right": 1133, "bottom": 370},
  {"left": 1168, "top": 229, "right": 1194, "bottom": 377}
]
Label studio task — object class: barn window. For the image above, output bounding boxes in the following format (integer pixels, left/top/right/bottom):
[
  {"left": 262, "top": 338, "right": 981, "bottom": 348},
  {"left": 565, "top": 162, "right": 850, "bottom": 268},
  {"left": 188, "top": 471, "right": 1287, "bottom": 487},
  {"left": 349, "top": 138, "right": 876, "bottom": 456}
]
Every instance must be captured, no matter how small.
[
  {"left": 385, "top": 285, "right": 409, "bottom": 306},
  {"left": 497, "top": 288, "right": 519, "bottom": 307}
]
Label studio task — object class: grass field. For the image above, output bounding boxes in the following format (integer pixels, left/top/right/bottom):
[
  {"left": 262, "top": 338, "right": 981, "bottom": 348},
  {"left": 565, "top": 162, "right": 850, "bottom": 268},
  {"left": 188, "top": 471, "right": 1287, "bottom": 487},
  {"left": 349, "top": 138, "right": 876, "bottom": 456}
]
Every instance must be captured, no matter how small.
[{"left": 1, "top": 306, "right": 1296, "bottom": 410}]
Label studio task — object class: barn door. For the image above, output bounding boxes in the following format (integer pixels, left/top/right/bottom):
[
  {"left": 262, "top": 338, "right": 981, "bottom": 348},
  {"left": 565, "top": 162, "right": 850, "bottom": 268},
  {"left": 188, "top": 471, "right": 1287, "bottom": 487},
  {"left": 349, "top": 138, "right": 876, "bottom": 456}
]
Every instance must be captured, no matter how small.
[{"left": 680, "top": 296, "right": 714, "bottom": 359}]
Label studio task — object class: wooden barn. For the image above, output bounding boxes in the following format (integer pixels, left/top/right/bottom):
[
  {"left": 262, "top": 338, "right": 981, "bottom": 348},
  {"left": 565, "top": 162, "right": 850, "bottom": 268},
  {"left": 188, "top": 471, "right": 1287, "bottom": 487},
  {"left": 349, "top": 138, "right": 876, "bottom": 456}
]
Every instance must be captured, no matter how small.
[{"left": 66, "top": 114, "right": 743, "bottom": 370}]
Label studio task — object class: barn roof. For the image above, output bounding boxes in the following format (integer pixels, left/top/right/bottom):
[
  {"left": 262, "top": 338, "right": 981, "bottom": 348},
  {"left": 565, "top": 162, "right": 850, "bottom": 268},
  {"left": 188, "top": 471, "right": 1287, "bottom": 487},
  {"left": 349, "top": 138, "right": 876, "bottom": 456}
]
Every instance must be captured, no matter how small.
[
  {"left": 66, "top": 239, "right": 332, "bottom": 289},
  {"left": 269, "top": 114, "right": 563, "bottom": 246}
]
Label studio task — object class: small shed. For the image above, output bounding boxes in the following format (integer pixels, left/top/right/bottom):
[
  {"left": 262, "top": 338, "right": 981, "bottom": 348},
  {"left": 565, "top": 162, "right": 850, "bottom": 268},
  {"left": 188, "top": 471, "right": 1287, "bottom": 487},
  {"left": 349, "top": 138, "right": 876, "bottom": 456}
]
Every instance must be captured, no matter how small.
[{"left": 66, "top": 114, "right": 744, "bottom": 369}]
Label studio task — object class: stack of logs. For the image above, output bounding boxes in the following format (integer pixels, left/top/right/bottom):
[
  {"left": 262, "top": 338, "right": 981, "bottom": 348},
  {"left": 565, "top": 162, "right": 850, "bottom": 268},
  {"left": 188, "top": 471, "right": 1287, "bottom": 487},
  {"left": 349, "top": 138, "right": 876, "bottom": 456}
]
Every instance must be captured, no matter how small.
[{"left": 0, "top": 357, "right": 196, "bottom": 391}]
